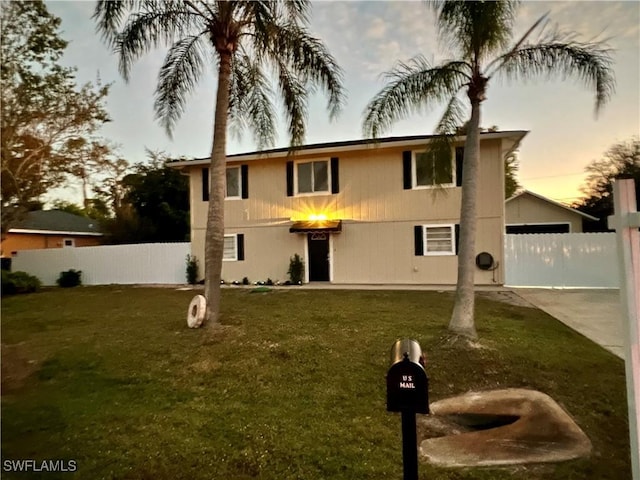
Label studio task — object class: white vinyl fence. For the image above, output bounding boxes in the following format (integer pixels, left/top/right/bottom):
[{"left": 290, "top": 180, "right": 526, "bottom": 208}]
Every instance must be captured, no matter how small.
[
  {"left": 11, "top": 243, "right": 191, "bottom": 286},
  {"left": 504, "top": 233, "right": 619, "bottom": 288}
]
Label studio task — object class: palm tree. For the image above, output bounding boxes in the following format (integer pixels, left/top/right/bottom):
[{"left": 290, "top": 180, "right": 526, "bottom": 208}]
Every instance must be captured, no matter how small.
[
  {"left": 94, "top": 1, "right": 344, "bottom": 328},
  {"left": 363, "top": 1, "right": 614, "bottom": 339}
]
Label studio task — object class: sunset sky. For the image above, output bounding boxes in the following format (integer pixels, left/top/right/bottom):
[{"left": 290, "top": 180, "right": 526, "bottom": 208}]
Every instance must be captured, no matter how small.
[{"left": 46, "top": 0, "right": 639, "bottom": 205}]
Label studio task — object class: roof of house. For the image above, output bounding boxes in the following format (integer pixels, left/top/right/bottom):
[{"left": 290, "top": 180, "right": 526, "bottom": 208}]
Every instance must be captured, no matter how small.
[
  {"left": 8, "top": 210, "right": 104, "bottom": 236},
  {"left": 168, "top": 130, "right": 528, "bottom": 167},
  {"left": 505, "top": 190, "right": 598, "bottom": 221}
]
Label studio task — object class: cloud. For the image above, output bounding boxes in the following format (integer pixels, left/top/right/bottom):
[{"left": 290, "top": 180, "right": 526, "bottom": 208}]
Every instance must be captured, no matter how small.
[{"left": 366, "top": 17, "right": 387, "bottom": 39}]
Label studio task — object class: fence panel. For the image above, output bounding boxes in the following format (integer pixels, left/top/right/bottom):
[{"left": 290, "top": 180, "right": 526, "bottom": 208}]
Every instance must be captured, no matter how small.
[
  {"left": 504, "top": 233, "right": 619, "bottom": 288},
  {"left": 11, "top": 243, "right": 191, "bottom": 286}
]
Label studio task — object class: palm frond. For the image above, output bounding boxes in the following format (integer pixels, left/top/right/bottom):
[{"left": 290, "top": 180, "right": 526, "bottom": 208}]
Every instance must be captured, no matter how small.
[
  {"left": 494, "top": 33, "right": 615, "bottom": 115},
  {"left": 485, "top": 11, "right": 549, "bottom": 79},
  {"left": 363, "top": 57, "right": 470, "bottom": 139},
  {"left": 265, "top": 22, "right": 345, "bottom": 120},
  {"left": 154, "top": 33, "right": 208, "bottom": 137},
  {"left": 114, "top": 4, "right": 202, "bottom": 80},
  {"left": 281, "top": 0, "right": 311, "bottom": 24},
  {"left": 93, "top": 0, "right": 139, "bottom": 46},
  {"left": 421, "top": 95, "right": 466, "bottom": 188},
  {"left": 229, "top": 53, "right": 276, "bottom": 150},
  {"left": 274, "top": 60, "right": 308, "bottom": 148},
  {"left": 430, "top": 0, "right": 518, "bottom": 61}
]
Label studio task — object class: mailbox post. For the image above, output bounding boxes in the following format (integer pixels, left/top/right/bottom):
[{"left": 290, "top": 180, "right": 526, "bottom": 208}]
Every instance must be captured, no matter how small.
[{"left": 387, "top": 339, "right": 429, "bottom": 480}]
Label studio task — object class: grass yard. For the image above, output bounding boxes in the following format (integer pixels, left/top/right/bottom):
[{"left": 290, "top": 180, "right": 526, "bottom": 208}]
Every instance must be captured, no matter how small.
[{"left": 1, "top": 286, "right": 631, "bottom": 480}]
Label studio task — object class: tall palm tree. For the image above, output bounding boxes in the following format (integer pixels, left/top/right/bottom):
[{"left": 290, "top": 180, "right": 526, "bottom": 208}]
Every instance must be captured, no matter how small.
[
  {"left": 94, "top": 1, "right": 344, "bottom": 328},
  {"left": 363, "top": 0, "right": 614, "bottom": 339}
]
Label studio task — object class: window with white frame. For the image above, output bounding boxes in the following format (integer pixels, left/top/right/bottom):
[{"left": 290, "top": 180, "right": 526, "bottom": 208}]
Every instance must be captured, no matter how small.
[
  {"left": 296, "top": 160, "right": 329, "bottom": 194},
  {"left": 414, "top": 151, "right": 453, "bottom": 187},
  {"left": 226, "top": 166, "right": 240, "bottom": 198},
  {"left": 223, "top": 234, "right": 238, "bottom": 261},
  {"left": 63, "top": 238, "right": 75, "bottom": 248},
  {"left": 423, "top": 224, "right": 455, "bottom": 255}
]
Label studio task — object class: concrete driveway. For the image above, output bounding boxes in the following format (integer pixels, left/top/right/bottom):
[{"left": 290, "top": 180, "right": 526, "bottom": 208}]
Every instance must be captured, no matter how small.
[{"left": 514, "top": 289, "right": 624, "bottom": 359}]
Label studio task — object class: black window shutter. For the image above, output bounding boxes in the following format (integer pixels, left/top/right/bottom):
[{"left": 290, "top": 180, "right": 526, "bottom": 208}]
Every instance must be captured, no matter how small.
[
  {"left": 286, "top": 161, "right": 294, "bottom": 197},
  {"left": 241, "top": 164, "right": 249, "bottom": 199},
  {"left": 202, "top": 168, "right": 209, "bottom": 201},
  {"left": 454, "top": 224, "right": 460, "bottom": 254},
  {"left": 237, "top": 234, "right": 244, "bottom": 261},
  {"left": 331, "top": 157, "right": 339, "bottom": 194},
  {"left": 403, "top": 151, "right": 412, "bottom": 189},
  {"left": 455, "top": 147, "right": 464, "bottom": 187},
  {"left": 414, "top": 225, "right": 424, "bottom": 256}
]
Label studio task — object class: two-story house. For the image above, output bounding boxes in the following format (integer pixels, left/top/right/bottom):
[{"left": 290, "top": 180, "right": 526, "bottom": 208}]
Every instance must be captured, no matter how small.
[{"left": 170, "top": 131, "right": 527, "bottom": 285}]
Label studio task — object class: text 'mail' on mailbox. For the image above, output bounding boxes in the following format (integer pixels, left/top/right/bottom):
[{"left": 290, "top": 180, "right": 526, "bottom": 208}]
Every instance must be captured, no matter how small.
[{"left": 386, "top": 339, "right": 429, "bottom": 414}]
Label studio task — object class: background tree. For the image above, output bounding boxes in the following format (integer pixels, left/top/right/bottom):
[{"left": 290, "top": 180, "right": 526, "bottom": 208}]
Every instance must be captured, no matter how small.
[
  {"left": 119, "top": 150, "right": 190, "bottom": 243},
  {"left": 575, "top": 137, "right": 640, "bottom": 231},
  {"left": 505, "top": 152, "right": 521, "bottom": 199},
  {"left": 1, "top": 0, "right": 111, "bottom": 235},
  {"left": 59, "top": 138, "right": 113, "bottom": 210},
  {"left": 94, "top": 0, "right": 344, "bottom": 328},
  {"left": 363, "top": 0, "right": 614, "bottom": 339}
]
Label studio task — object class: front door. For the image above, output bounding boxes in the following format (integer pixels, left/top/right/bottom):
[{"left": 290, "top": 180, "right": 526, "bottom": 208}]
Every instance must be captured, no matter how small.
[{"left": 307, "top": 233, "right": 330, "bottom": 281}]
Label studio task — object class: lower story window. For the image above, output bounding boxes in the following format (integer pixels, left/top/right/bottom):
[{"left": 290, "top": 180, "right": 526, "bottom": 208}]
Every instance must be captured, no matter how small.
[
  {"left": 223, "top": 234, "right": 245, "bottom": 261},
  {"left": 423, "top": 224, "right": 455, "bottom": 255}
]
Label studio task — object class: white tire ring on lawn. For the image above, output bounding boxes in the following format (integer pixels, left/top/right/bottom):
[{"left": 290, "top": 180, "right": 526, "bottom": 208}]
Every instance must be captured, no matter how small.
[{"left": 187, "top": 295, "right": 206, "bottom": 328}]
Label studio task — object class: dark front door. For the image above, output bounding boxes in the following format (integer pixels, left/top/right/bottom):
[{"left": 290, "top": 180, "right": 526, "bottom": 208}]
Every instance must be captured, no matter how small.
[{"left": 307, "top": 233, "right": 330, "bottom": 281}]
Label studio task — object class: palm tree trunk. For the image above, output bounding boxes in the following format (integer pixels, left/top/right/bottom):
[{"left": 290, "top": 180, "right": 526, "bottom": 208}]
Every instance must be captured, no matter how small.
[
  {"left": 449, "top": 99, "right": 481, "bottom": 339},
  {"left": 204, "top": 51, "right": 232, "bottom": 328}
]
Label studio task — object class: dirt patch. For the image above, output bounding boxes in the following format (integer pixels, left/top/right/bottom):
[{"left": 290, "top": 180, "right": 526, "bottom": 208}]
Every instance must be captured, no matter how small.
[
  {"left": 478, "top": 291, "right": 537, "bottom": 308},
  {"left": 1, "top": 343, "right": 39, "bottom": 394}
]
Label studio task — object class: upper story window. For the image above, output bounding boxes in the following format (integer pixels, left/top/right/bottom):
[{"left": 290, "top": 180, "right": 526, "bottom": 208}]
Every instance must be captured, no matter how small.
[
  {"left": 414, "top": 152, "right": 453, "bottom": 187},
  {"left": 296, "top": 160, "right": 329, "bottom": 195},
  {"left": 202, "top": 165, "right": 248, "bottom": 202},
  {"left": 403, "top": 147, "right": 463, "bottom": 190},
  {"left": 287, "top": 158, "right": 339, "bottom": 197},
  {"left": 226, "top": 166, "right": 241, "bottom": 199}
]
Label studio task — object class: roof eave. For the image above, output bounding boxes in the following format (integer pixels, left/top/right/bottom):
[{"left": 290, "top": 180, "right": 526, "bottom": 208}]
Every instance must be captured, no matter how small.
[{"left": 167, "top": 130, "right": 529, "bottom": 168}]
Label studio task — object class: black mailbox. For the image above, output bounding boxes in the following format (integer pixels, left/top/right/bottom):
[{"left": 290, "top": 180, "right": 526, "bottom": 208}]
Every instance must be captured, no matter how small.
[{"left": 386, "top": 339, "right": 429, "bottom": 414}]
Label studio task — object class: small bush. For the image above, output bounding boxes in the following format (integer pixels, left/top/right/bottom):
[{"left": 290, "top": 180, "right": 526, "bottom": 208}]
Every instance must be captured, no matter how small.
[
  {"left": 186, "top": 255, "right": 199, "bottom": 284},
  {"left": 57, "top": 269, "right": 82, "bottom": 288},
  {"left": 287, "top": 254, "right": 304, "bottom": 284},
  {"left": 242, "top": 277, "right": 250, "bottom": 285},
  {"left": 2, "top": 270, "right": 41, "bottom": 295}
]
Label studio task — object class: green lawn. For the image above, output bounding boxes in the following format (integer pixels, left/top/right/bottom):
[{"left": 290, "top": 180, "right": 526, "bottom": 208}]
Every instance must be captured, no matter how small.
[{"left": 1, "top": 286, "right": 631, "bottom": 480}]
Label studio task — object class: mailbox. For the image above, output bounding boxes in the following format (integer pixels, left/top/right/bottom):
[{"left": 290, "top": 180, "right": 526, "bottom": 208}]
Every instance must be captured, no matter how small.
[{"left": 386, "top": 339, "right": 429, "bottom": 414}]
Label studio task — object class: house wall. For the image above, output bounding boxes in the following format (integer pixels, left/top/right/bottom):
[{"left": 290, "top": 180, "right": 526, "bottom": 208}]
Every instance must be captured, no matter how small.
[
  {"left": 505, "top": 194, "right": 583, "bottom": 232},
  {"left": 188, "top": 139, "right": 506, "bottom": 285},
  {"left": 1, "top": 233, "right": 102, "bottom": 257}
]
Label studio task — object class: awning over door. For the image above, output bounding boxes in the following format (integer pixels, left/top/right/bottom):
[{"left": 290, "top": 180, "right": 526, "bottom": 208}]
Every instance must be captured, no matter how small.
[{"left": 289, "top": 220, "right": 342, "bottom": 233}]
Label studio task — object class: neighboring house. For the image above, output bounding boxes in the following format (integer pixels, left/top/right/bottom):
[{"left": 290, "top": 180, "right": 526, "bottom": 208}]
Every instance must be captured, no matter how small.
[
  {"left": 1, "top": 210, "right": 103, "bottom": 257},
  {"left": 170, "top": 131, "right": 527, "bottom": 285},
  {"left": 505, "top": 190, "right": 598, "bottom": 234}
]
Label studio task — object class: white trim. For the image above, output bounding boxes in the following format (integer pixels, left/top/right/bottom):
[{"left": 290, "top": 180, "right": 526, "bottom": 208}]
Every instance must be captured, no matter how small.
[
  {"left": 222, "top": 234, "right": 238, "bottom": 261},
  {"left": 8, "top": 229, "right": 103, "bottom": 236},
  {"left": 422, "top": 224, "right": 456, "bottom": 256},
  {"left": 506, "top": 222, "right": 572, "bottom": 233},
  {"left": 294, "top": 158, "right": 331, "bottom": 196},
  {"left": 225, "top": 166, "right": 242, "bottom": 200},
  {"left": 168, "top": 131, "right": 528, "bottom": 166},
  {"left": 412, "top": 150, "right": 455, "bottom": 189}
]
